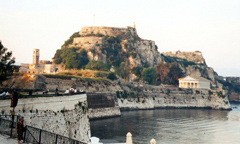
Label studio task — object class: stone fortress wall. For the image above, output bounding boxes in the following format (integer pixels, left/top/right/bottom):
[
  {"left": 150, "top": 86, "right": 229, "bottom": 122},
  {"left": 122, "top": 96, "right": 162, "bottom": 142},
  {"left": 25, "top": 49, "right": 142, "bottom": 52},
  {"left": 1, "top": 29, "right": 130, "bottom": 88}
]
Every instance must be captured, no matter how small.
[
  {"left": 32, "top": 76, "right": 231, "bottom": 120},
  {"left": 73, "top": 36, "right": 103, "bottom": 50},
  {"left": 0, "top": 74, "right": 232, "bottom": 120},
  {"left": 87, "top": 93, "right": 121, "bottom": 120},
  {"left": 0, "top": 94, "right": 91, "bottom": 143},
  {"left": 79, "top": 26, "right": 137, "bottom": 39},
  {"left": 20, "top": 63, "right": 65, "bottom": 74}
]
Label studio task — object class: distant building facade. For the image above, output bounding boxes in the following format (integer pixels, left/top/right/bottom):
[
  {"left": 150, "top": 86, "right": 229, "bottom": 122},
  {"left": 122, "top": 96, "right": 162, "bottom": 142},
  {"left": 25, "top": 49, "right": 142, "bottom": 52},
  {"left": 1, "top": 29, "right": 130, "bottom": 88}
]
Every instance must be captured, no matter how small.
[
  {"left": 32, "top": 49, "right": 40, "bottom": 64},
  {"left": 20, "top": 49, "right": 65, "bottom": 74},
  {"left": 179, "top": 76, "right": 210, "bottom": 89}
]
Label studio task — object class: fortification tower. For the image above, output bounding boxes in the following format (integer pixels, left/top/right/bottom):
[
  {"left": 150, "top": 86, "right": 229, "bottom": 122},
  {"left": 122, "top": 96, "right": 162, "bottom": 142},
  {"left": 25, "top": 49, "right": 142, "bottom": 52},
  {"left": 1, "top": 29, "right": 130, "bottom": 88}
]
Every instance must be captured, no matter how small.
[{"left": 32, "top": 49, "right": 40, "bottom": 64}]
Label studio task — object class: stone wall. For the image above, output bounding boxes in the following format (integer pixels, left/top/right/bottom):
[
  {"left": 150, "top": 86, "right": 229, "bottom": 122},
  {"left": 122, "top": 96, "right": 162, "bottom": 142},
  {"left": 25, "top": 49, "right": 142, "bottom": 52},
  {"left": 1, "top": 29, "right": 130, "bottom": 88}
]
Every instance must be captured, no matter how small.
[
  {"left": 79, "top": 26, "right": 138, "bottom": 40},
  {"left": 0, "top": 75, "right": 232, "bottom": 121},
  {"left": 118, "top": 88, "right": 231, "bottom": 110},
  {"left": 0, "top": 94, "right": 91, "bottom": 143},
  {"left": 20, "top": 63, "right": 65, "bottom": 74},
  {"left": 73, "top": 36, "right": 103, "bottom": 49},
  {"left": 87, "top": 93, "right": 121, "bottom": 120}
]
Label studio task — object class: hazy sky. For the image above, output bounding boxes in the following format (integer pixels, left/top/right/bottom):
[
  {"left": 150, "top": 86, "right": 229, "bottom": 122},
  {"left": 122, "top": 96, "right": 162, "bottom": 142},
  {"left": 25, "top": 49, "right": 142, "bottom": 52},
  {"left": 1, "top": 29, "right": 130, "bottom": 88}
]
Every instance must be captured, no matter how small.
[{"left": 0, "top": 0, "right": 240, "bottom": 77}]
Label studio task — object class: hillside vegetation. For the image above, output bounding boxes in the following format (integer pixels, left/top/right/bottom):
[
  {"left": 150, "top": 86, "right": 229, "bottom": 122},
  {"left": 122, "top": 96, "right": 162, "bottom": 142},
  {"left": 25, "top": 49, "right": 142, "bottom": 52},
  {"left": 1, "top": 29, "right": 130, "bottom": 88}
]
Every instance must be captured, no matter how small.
[{"left": 52, "top": 26, "right": 219, "bottom": 87}]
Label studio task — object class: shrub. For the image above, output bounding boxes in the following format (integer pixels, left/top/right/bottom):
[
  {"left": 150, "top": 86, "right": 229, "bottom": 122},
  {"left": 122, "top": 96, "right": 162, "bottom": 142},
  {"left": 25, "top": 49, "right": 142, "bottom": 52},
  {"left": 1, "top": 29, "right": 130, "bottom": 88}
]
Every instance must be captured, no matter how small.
[
  {"left": 64, "top": 72, "right": 72, "bottom": 75},
  {"left": 62, "top": 32, "right": 80, "bottom": 47},
  {"left": 85, "top": 60, "right": 109, "bottom": 71},
  {"left": 107, "top": 72, "right": 117, "bottom": 80},
  {"left": 116, "top": 91, "right": 120, "bottom": 98},
  {"left": 208, "top": 90, "right": 213, "bottom": 95},
  {"left": 216, "top": 91, "right": 226, "bottom": 98},
  {"left": 94, "top": 72, "right": 108, "bottom": 78}
]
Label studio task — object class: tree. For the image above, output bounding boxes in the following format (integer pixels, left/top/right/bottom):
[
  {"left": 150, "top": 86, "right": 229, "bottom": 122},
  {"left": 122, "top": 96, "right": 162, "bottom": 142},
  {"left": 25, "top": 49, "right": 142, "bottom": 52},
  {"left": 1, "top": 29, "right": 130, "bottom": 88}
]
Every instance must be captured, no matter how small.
[
  {"left": 53, "top": 48, "right": 89, "bottom": 69},
  {"left": 62, "top": 32, "right": 80, "bottom": 48},
  {"left": 131, "top": 66, "right": 143, "bottom": 78},
  {"left": 0, "top": 41, "right": 15, "bottom": 84},
  {"left": 168, "top": 62, "right": 183, "bottom": 85},
  {"left": 53, "top": 49, "right": 62, "bottom": 64},
  {"left": 141, "top": 67, "right": 156, "bottom": 85},
  {"left": 115, "top": 62, "right": 130, "bottom": 80},
  {"left": 107, "top": 72, "right": 117, "bottom": 80},
  {"left": 155, "top": 61, "right": 169, "bottom": 83}
]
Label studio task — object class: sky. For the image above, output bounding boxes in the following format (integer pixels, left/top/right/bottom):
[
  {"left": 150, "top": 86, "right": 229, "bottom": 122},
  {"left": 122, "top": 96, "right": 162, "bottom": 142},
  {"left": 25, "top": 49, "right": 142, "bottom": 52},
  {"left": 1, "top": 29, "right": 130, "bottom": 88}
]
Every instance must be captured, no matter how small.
[{"left": 0, "top": 0, "right": 240, "bottom": 77}]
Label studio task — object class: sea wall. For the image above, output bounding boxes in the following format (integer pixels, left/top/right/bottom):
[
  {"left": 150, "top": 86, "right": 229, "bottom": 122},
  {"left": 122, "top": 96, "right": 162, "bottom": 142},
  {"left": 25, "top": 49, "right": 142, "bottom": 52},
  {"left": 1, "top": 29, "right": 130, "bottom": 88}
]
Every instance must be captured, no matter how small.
[
  {"left": 118, "top": 88, "right": 231, "bottom": 110},
  {"left": 87, "top": 93, "right": 121, "bottom": 120},
  {"left": 0, "top": 76, "right": 232, "bottom": 121},
  {"left": 0, "top": 94, "right": 91, "bottom": 143}
]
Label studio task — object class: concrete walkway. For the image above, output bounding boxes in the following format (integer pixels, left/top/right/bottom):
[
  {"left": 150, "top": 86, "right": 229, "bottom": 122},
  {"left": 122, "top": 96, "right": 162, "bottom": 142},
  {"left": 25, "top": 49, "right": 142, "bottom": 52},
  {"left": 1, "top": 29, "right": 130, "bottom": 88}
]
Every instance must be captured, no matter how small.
[{"left": 0, "top": 134, "right": 18, "bottom": 144}]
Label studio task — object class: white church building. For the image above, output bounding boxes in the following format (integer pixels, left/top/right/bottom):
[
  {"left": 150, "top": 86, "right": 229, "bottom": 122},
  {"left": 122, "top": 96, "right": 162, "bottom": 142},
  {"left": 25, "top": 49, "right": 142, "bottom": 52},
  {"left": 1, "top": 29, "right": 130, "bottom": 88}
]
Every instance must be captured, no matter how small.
[{"left": 179, "top": 76, "right": 210, "bottom": 89}]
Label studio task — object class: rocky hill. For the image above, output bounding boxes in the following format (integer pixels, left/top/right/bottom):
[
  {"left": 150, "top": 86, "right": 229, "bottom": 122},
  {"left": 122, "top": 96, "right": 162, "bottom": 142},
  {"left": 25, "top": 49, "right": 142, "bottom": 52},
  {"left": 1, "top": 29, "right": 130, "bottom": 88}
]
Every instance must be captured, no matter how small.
[
  {"left": 162, "top": 50, "right": 219, "bottom": 88},
  {"left": 162, "top": 50, "right": 206, "bottom": 65},
  {"left": 10, "top": 24, "right": 240, "bottom": 102},
  {"left": 56, "top": 25, "right": 164, "bottom": 69},
  {"left": 53, "top": 25, "right": 221, "bottom": 85}
]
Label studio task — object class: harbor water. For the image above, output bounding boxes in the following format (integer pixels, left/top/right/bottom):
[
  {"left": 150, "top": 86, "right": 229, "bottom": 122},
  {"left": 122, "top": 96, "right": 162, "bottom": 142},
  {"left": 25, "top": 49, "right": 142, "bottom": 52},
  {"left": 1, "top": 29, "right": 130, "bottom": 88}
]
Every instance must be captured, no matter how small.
[{"left": 90, "top": 103, "right": 240, "bottom": 144}]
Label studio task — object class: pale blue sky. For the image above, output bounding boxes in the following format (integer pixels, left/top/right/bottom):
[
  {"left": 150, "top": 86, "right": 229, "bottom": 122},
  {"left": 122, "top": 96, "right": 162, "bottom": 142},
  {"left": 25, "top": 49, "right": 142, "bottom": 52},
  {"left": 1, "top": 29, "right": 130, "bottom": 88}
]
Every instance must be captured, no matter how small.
[{"left": 0, "top": 0, "right": 240, "bottom": 76}]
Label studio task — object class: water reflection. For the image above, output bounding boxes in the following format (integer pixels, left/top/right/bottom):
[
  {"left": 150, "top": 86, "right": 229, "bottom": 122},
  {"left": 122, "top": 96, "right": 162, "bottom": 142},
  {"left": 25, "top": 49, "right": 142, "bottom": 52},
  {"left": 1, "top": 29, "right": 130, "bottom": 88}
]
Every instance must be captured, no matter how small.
[{"left": 91, "top": 105, "right": 240, "bottom": 144}]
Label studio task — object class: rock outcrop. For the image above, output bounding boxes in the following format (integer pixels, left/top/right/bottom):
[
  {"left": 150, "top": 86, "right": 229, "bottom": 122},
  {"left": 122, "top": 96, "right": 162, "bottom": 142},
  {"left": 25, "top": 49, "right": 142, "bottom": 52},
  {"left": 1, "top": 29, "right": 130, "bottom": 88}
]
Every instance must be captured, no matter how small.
[
  {"left": 162, "top": 50, "right": 206, "bottom": 65},
  {"left": 62, "top": 25, "right": 164, "bottom": 68}
]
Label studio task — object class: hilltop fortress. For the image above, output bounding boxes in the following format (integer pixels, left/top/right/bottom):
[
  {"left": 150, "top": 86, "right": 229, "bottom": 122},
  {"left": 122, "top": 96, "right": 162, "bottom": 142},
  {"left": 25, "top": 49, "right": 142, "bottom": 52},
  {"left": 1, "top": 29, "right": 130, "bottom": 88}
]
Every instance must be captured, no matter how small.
[{"left": 62, "top": 23, "right": 164, "bottom": 69}]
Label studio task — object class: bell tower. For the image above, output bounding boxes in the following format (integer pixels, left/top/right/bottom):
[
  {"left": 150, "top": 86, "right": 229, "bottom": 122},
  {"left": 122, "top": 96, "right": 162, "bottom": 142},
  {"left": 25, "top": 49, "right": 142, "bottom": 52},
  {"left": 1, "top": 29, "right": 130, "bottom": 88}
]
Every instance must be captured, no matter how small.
[{"left": 33, "top": 49, "right": 40, "bottom": 64}]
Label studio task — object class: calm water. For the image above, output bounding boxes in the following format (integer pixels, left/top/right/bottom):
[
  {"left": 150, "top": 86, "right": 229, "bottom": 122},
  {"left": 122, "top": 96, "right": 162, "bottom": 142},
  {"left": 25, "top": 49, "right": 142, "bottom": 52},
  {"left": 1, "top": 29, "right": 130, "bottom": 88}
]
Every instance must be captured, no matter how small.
[{"left": 90, "top": 103, "right": 240, "bottom": 144}]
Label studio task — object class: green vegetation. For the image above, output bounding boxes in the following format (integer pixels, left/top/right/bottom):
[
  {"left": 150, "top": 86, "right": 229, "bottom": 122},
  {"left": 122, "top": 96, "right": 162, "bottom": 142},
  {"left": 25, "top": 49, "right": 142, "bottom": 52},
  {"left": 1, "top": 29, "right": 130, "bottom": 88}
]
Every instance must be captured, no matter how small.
[
  {"left": 141, "top": 67, "right": 156, "bottom": 85},
  {"left": 163, "top": 55, "right": 196, "bottom": 67},
  {"left": 131, "top": 66, "right": 143, "bottom": 78},
  {"left": 182, "top": 61, "right": 196, "bottom": 67},
  {"left": 115, "top": 62, "right": 130, "bottom": 80},
  {"left": 107, "top": 72, "right": 117, "bottom": 80},
  {"left": 0, "top": 41, "right": 15, "bottom": 84},
  {"left": 53, "top": 48, "right": 89, "bottom": 69},
  {"left": 85, "top": 60, "right": 109, "bottom": 71},
  {"left": 116, "top": 90, "right": 131, "bottom": 99},
  {"left": 62, "top": 32, "right": 80, "bottom": 48},
  {"left": 216, "top": 91, "right": 226, "bottom": 98},
  {"left": 94, "top": 72, "right": 109, "bottom": 78},
  {"left": 54, "top": 31, "right": 213, "bottom": 87},
  {"left": 101, "top": 36, "right": 125, "bottom": 67},
  {"left": 43, "top": 74, "right": 111, "bottom": 84},
  {"left": 155, "top": 62, "right": 183, "bottom": 85},
  {"left": 208, "top": 90, "right": 213, "bottom": 95},
  {"left": 219, "top": 79, "right": 240, "bottom": 92},
  {"left": 129, "top": 51, "right": 137, "bottom": 58},
  {"left": 43, "top": 74, "right": 76, "bottom": 80}
]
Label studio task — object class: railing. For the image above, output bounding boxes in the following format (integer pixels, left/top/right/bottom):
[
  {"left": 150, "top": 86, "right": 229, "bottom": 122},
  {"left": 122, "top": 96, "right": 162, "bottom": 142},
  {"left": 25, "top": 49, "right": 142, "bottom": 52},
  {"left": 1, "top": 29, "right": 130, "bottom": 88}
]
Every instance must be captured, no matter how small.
[
  {"left": 0, "top": 115, "right": 86, "bottom": 144},
  {"left": 0, "top": 115, "right": 21, "bottom": 137}
]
